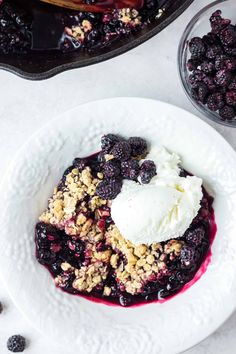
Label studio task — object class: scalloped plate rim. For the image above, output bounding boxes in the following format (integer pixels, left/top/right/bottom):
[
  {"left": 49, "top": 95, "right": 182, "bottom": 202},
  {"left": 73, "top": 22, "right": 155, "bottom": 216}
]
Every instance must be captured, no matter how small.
[{"left": 0, "top": 98, "right": 236, "bottom": 354}]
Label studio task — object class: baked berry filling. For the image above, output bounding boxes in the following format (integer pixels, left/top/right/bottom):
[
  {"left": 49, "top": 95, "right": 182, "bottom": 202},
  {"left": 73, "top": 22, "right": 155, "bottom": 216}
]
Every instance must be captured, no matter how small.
[
  {"left": 0, "top": 0, "right": 171, "bottom": 54},
  {"left": 35, "top": 135, "right": 215, "bottom": 307}
]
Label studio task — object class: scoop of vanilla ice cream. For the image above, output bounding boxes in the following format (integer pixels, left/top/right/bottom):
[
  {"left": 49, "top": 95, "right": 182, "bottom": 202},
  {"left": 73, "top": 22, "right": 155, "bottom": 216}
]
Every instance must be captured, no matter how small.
[{"left": 111, "top": 147, "right": 203, "bottom": 245}]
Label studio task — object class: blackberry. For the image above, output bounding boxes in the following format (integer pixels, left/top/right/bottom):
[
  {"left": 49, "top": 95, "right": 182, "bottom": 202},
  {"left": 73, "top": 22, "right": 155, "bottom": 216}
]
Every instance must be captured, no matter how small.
[
  {"left": 180, "top": 246, "right": 196, "bottom": 269},
  {"left": 220, "top": 25, "right": 236, "bottom": 47},
  {"left": 189, "top": 37, "right": 206, "bottom": 59},
  {"left": 185, "top": 226, "right": 205, "bottom": 246},
  {"left": 128, "top": 137, "right": 147, "bottom": 157},
  {"left": 36, "top": 222, "right": 61, "bottom": 244},
  {"left": 67, "top": 239, "right": 85, "bottom": 254},
  {"left": 191, "top": 88, "right": 199, "bottom": 101},
  {"left": 73, "top": 158, "right": 88, "bottom": 171},
  {"left": 7, "top": 335, "right": 26, "bottom": 352},
  {"left": 207, "top": 93, "right": 224, "bottom": 111},
  {"left": 219, "top": 105, "right": 235, "bottom": 120},
  {"left": 0, "top": 301, "right": 3, "bottom": 313},
  {"left": 196, "top": 83, "right": 209, "bottom": 103},
  {"left": 37, "top": 249, "right": 56, "bottom": 265},
  {"left": 101, "top": 134, "right": 122, "bottom": 153},
  {"left": 224, "top": 46, "right": 236, "bottom": 56},
  {"left": 206, "top": 44, "right": 223, "bottom": 59},
  {"left": 139, "top": 160, "right": 156, "bottom": 184},
  {"left": 215, "top": 69, "right": 232, "bottom": 87},
  {"left": 229, "top": 77, "right": 236, "bottom": 90},
  {"left": 103, "top": 159, "right": 120, "bottom": 178},
  {"left": 51, "top": 261, "right": 62, "bottom": 275},
  {"left": 96, "top": 179, "right": 122, "bottom": 200},
  {"left": 111, "top": 141, "right": 131, "bottom": 161},
  {"left": 202, "top": 32, "right": 219, "bottom": 46},
  {"left": 203, "top": 76, "right": 216, "bottom": 91},
  {"left": 200, "top": 61, "right": 215, "bottom": 74},
  {"left": 210, "top": 10, "right": 231, "bottom": 34},
  {"left": 187, "top": 58, "right": 199, "bottom": 71},
  {"left": 121, "top": 159, "right": 140, "bottom": 180},
  {"left": 225, "top": 57, "right": 236, "bottom": 71},
  {"left": 215, "top": 54, "right": 228, "bottom": 70},
  {"left": 226, "top": 91, "right": 236, "bottom": 106},
  {"left": 188, "top": 70, "right": 206, "bottom": 87}
]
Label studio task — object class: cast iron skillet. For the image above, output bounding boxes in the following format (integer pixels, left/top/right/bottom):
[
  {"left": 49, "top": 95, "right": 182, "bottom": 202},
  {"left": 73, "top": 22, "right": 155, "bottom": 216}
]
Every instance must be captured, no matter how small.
[{"left": 0, "top": 0, "right": 194, "bottom": 80}]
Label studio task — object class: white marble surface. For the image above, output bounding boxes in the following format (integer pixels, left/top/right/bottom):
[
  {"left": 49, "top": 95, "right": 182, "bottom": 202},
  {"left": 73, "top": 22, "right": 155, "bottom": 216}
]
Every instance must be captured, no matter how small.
[{"left": 0, "top": 0, "right": 235, "bottom": 353}]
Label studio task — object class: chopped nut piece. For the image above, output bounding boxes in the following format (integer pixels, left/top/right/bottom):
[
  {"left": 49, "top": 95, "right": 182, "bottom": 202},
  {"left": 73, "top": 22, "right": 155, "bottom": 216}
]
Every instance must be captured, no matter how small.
[
  {"left": 110, "top": 254, "right": 119, "bottom": 268},
  {"left": 104, "top": 154, "right": 114, "bottom": 161},
  {"left": 143, "top": 263, "right": 151, "bottom": 271},
  {"left": 136, "top": 258, "right": 146, "bottom": 267},
  {"left": 146, "top": 255, "right": 155, "bottom": 265},
  {"left": 134, "top": 244, "right": 147, "bottom": 257},
  {"left": 81, "top": 219, "right": 93, "bottom": 236},
  {"left": 103, "top": 286, "right": 111, "bottom": 296},
  {"left": 76, "top": 213, "right": 87, "bottom": 225},
  {"left": 97, "top": 172, "right": 104, "bottom": 179},
  {"left": 61, "top": 262, "right": 72, "bottom": 271}
]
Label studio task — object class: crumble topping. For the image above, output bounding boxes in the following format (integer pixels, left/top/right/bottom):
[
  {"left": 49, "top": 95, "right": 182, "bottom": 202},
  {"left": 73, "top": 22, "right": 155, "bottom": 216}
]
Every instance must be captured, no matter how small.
[
  {"left": 39, "top": 165, "right": 186, "bottom": 296},
  {"left": 39, "top": 167, "right": 105, "bottom": 227},
  {"left": 106, "top": 225, "right": 183, "bottom": 294}
]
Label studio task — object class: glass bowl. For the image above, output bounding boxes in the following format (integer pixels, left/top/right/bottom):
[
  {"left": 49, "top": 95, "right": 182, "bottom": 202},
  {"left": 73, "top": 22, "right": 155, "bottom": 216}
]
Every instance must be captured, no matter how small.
[{"left": 178, "top": 0, "right": 236, "bottom": 127}]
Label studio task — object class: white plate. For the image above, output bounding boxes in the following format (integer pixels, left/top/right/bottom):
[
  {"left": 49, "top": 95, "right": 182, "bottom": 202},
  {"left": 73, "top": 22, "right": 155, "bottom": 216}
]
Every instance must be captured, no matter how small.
[{"left": 0, "top": 98, "right": 236, "bottom": 354}]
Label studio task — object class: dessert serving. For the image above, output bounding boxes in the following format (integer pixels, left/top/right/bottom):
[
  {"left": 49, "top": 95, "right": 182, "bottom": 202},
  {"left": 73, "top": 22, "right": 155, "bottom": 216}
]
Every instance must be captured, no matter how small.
[{"left": 35, "top": 134, "right": 216, "bottom": 307}]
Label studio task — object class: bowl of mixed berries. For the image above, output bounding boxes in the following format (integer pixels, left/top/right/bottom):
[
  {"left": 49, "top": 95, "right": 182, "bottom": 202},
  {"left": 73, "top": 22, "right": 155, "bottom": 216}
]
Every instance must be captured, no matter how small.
[{"left": 178, "top": 0, "right": 236, "bottom": 127}]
